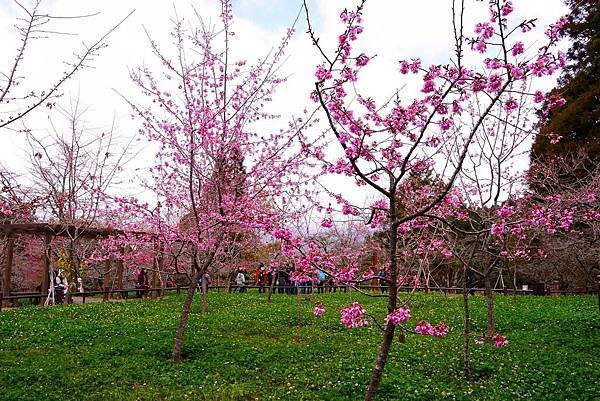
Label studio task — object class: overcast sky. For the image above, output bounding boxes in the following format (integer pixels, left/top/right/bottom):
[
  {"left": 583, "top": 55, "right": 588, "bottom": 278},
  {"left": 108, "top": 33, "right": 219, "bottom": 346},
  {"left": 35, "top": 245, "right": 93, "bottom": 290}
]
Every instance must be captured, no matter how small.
[{"left": 0, "top": 0, "right": 568, "bottom": 205}]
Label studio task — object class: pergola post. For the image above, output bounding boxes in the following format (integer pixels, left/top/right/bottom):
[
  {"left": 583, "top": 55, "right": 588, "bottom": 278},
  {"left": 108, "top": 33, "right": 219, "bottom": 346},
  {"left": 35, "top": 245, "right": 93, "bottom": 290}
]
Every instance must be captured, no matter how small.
[
  {"left": 152, "top": 254, "right": 159, "bottom": 299},
  {"left": 41, "top": 234, "right": 51, "bottom": 301},
  {"left": 157, "top": 243, "right": 164, "bottom": 299},
  {"left": 116, "top": 245, "right": 124, "bottom": 299},
  {"left": 152, "top": 240, "right": 164, "bottom": 299},
  {"left": 2, "top": 236, "right": 15, "bottom": 307}
]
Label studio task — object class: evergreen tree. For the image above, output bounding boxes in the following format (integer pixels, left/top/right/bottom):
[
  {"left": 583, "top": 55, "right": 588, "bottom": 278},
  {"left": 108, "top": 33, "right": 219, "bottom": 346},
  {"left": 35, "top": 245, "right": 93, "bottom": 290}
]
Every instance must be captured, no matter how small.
[{"left": 531, "top": 0, "right": 599, "bottom": 166}]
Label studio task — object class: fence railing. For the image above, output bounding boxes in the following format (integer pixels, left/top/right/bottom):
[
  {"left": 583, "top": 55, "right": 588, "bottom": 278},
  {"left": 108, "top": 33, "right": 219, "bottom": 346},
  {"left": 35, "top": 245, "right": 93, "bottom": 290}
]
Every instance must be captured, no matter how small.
[{"left": 4, "top": 283, "right": 594, "bottom": 311}]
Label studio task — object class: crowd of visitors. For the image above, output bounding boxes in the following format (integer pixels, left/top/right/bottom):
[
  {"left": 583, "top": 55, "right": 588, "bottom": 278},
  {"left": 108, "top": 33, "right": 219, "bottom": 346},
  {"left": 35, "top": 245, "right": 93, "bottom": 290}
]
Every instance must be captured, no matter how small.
[{"left": 230, "top": 263, "right": 349, "bottom": 294}]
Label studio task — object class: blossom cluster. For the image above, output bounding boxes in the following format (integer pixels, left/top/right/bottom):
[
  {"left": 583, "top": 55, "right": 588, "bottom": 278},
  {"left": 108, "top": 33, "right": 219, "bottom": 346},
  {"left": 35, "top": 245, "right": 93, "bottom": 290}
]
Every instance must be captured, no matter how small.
[
  {"left": 385, "top": 306, "right": 411, "bottom": 325},
  {"left": 475, "top": 332, "right": 509, "bottom": 347},
  {"left": 340, "top": 302, "right": 369, "bottom": 328},
  {"left": 414, "top": 320, "right": 449, "bottom": 337}
]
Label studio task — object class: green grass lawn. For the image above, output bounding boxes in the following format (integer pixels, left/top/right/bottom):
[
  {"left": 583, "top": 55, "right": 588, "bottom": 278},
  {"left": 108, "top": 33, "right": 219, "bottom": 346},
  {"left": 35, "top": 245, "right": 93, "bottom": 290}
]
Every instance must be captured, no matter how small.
[{"left": 0, "top": 292, "right": 598, "bottom": 401}]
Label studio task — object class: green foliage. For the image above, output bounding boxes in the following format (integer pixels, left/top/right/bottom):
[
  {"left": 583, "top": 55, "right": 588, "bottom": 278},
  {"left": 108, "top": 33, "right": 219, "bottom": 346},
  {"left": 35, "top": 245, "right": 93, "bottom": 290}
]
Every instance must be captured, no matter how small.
[
  {"left": 532, "top": 0, "right": 600, "bottom": 174},
  {"left": 0, "top": 293, "right": 598, "bottom": 400}
]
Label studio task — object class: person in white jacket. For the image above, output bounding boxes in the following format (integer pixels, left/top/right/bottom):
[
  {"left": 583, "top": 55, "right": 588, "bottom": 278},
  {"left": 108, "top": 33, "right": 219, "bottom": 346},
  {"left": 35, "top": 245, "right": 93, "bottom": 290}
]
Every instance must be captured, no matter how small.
[{"left": 235, "top": 269, "right": 246, "bottom": 293}]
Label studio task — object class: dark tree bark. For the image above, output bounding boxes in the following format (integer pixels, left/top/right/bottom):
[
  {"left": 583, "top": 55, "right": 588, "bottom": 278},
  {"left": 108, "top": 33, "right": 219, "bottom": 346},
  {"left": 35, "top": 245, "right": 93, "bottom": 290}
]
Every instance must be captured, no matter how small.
[
  {"left": 171, "top": 247, "right": 218, "bottom": 362},
  {"left": 364, "top": 197, "right": 399, "bottom": 401},
  {"left": 2, "top": 236, "right": 15, "bottom": 307},
  {"left": 463, "top": 265, "right": 472, "bottom": 381},
  {"left": 484, "top": 270, "right": 494, "bottom": 334}
]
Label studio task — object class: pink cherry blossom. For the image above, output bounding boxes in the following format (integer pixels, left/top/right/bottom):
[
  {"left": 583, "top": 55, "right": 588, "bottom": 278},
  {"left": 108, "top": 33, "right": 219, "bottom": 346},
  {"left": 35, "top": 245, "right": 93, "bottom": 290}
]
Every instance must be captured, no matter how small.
[
  {"left": 340, "top": 302, "right": 369, "bottom": 328},
  {"left": 415, "top": 320, "right": 434, "bottom": 335},
  {"left": 511, "top": 41, "right": 525, "bottom": 56},
  {"left": 385, "top": 306, "right": 411, "bottom": 325},
  {"left": 492, "top": 332, "right": 509, "bottom": 347}
]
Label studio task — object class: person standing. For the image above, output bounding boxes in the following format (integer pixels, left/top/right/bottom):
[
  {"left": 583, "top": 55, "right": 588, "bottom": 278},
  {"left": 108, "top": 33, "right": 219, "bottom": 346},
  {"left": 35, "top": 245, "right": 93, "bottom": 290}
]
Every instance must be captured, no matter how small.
[
  {"left": 197, "top": 272, "right": 211, "bottom": 293},
  {"left": 136, "top": 268, "right": 149, "bottom": 298},
  {"left": 378, "top": 267, "right": 388, "bottom": 293},
  {"left": 257, "top": 263, "right": 268, "bottom": 293},
  {"left": 278, "top": 269, "right": 287, "bottom": 294},
  {"left": 54, "top": 270, "right": 68, "bottom": 305},
  {"left": 267, "top": 267, "right": 274, "bottom": 288},
  {"left": 236, "top": 268, "right": 246, "bottom": 293},
  {"left": 317, "top": 270, "right": 326, "bottom": 294}
]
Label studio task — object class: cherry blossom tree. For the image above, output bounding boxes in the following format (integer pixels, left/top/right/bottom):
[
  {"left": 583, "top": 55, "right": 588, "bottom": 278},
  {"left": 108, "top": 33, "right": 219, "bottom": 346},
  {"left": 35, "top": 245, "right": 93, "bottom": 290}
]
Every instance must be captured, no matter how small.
[
  {"left": 123, "top": 1, "right": 315, "bottom": 362},
  {"left": 301, "top": 0, "right": 568, "bottom": 398}
]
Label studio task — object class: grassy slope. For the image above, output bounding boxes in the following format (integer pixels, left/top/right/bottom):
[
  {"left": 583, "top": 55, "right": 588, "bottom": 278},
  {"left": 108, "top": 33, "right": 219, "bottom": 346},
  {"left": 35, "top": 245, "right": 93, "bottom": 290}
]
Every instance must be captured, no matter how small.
[{"left": 0, "top": 292, "right": 598, "bottom": 401}]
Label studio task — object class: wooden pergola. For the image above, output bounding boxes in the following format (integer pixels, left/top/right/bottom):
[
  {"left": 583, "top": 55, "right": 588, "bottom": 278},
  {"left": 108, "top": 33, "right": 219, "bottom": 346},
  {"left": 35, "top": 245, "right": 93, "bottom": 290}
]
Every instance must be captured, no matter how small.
[{"left": 0, "top": 223, "right": 162, "bottom": 305}]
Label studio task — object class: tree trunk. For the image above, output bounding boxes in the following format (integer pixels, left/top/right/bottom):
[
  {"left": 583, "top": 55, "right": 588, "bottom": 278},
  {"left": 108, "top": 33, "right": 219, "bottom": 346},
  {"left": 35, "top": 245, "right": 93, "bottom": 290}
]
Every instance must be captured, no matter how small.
[
  {"left": 201, "top": 277, "right": 208, "bottom": 315},
  {"left": 226, "top": 269, "right": 234, "bottom": 293},
  {"left": 596, "top": 274, "right": 599, "bottom": 316},
  {"left": 67, "top": 240, "right": 81, "bottom": 304},
  {"left": 364, "top": 321, "right": 396, "bottom": 401},
  {"left": 512, "top": 264, "right": 517, "bottom": 303},
  {"left": 171, "top": 270, "right": 200, "bottom": 362},
  {"left": 154, "top": 242, "right": 164, "bottom": 299},
  {"left": 364, "top": 202, "right": 399, "bottom": 401},
  {"left": 41, "top": 234, "right": 51, "bottom": 301},
  {"left": 152, "top": 267, "right": 158, "bottom": 299},
  {"left": 2, "top": 236, "right": 15, "bottom": 307},
  {"left": 484, "top": 270, "right": 494, "bottom": 334},
  {"left": 462, "top": 263, "right": 472, "bottom": 381},
  {"left": 172, "top": 247, "right": 218, "bottom": 362}
]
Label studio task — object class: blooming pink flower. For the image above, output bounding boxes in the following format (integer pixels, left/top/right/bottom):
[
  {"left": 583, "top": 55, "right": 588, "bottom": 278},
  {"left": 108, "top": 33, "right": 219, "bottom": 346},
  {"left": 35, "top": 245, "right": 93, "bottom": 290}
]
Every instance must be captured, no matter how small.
[
  {"left": 491, "top": 222, "right": 506, "bottom": 236},
  {"left": 533, "top": 90, "right": 545, "bottom": 103},
  {"left": 0, "top": 201, "right": 13, "bottom": 216},
  {"left": 546, "top": 15, "right": 569, "bottom": 40},
  {"left": 440, "top": 118, "right": 453, "bottom": 131},
  {"left": 492, "top": 332, "right": 509, "bottom": 347},
  {"left": 472, "top": 77, "right": 487, "bottom": 92},
  {"left": 547, "top": 96, "right": 566, "bottom": 109},
  {"left": 355, "top": 53, "right": 369, "bottom": 67},
  {"left": 340, "top": 302, "right": 369, "bottom": 328},
  {"left": 422, "top": 79, "right": 435, "bottom": 93},
  {"left": 399, "top": 60, "right": 410, "bottom": 74},
  {"left": 487, "top": 74, "right": 504, "bottom": 92},
  {"left": 501, "top": 1, "right": 514, "bottom": 16},
  {"left": 315, "top": 64, "right": 332, "bottom": 81},
  {"left": 314, "top": 302, "right": 325, "bottom": 317},
  {"left": 341, "top": 67, "right": 357, "bottom": 82},
  {"left": 399, "top": 59, "right": 420, "bottom": 74},
  {"left": 503, "top": 97, "right": 519, "bottom": 113},
  {"left": 511, "top": 41, "right": 525, "bottom": 56},
  {"left": 475, "top": 22, "right": 494, "bottom": 40},
  {"left": 432, "top": 322, "right": 449, "bottom": 337},
  {"left": 497, "top": 204, "right": 514, "bottom": 218},
  {"left": 385, "top": 306, "right": 411, "bottom": 325},
  {"left": 321, "top": 218, "right": 333, "bottom": 228},
  {"left": 472, "top": 40, "right": 487, "bottom": 53},
  {"left": 548, "top": 133, "right": 562, "bottom": 145},
  {"left": 484, "top": 58, "right": 504, "bottom": 70},
  {"left": 415, "top": 320, "right": 434, "bottom": 335}
]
